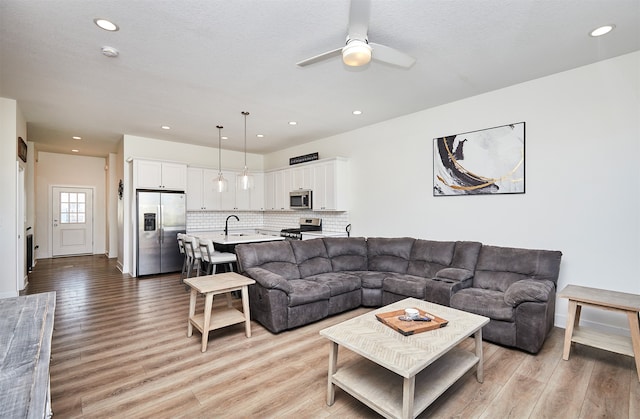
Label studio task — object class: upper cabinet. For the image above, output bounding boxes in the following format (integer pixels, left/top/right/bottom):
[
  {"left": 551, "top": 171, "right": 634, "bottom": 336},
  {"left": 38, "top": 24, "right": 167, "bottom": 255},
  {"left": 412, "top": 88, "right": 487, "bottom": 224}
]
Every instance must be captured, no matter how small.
[
  {"left": 134, "top": 160, "right": 187, "bottom": 191},
  {"left": 264, "top": 157, "right": 349, "bottom": 212},
  {"left": 186, "top": 167, "right": 219, "bottom": 211},
  {"left": 187, "top": 168, "right": 264, "bottom": 211},
  {"left": 312, "top": 158, "right": 349, "bottom": 211},
  {"left": 290, "top": 165, "right": 313, "bottom": 190}
]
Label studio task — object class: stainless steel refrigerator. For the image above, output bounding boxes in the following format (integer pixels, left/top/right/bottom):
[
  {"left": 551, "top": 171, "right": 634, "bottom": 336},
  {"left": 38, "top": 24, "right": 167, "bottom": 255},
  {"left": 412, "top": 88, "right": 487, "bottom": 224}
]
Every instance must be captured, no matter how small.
[{"left": 137, "top": 190, "right": 186, "bottom": 276}]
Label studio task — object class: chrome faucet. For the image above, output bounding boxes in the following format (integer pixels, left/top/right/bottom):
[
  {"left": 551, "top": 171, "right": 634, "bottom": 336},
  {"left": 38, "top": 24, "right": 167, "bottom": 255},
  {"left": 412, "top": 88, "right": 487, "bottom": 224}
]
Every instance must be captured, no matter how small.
[{"left": 224, "top": 215, "right": 239, "bottom": 236}]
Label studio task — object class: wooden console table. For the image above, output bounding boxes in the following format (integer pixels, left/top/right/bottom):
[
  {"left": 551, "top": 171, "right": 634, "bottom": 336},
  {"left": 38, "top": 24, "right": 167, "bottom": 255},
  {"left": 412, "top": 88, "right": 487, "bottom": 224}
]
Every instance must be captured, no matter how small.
[
  {"left": 558, "top": 285, "right": 640, "bottom": 381},
  {"left": 0, "top": 292, "right": 56, "bottom": 418}
]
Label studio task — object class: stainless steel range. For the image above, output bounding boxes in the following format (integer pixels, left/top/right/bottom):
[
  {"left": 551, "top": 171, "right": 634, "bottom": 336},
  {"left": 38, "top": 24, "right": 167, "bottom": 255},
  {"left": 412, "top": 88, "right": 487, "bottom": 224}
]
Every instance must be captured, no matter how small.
[{"left": 280, "top": 218, "right": 322, "bottom": 240}]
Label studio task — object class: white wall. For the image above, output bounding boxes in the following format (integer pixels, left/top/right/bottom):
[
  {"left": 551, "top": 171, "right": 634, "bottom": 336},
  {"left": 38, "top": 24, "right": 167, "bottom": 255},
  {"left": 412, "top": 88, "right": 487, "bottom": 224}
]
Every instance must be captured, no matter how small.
[
  {"left": 35, "top": 152, "right": 107, "bottom": 258},
  {"left": 0, "top": 98, "right": 26, "bottom": 298},
  {"left": 265, "top": 52, "right": 640, "bottom": 334}
]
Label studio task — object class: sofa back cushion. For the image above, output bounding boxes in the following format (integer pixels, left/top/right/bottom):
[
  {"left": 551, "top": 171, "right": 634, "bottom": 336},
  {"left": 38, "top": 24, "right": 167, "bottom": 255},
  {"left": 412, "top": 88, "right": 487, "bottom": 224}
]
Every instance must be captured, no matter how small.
[
  {"left": 324, "top": 237, "right": 368, "bottom": 271},
  {"left": 290, "top": 239, "right": 333, "bottom": 277},
  {"left": 235, "top": 241, "right": 300, "bottom": 280},
  {"left": 407, "top": 240, "right": 456, "bottom": 277},
  {"left": 367, "top": 237, "right": 415, "bottom": 274},
  {"left": 452, "top": 241, "right": 483, "bottom": 271},
  {"left": 474, "top": 245, "right": 563, "bottom": 292}
]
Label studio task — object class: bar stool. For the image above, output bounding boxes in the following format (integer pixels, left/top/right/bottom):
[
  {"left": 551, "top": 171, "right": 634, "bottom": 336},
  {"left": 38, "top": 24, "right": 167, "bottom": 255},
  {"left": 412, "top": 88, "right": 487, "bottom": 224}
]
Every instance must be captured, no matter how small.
[
  {"left": 198, "top": 238, "right": 237, "bottom": 275},
  {"left": 177, "top": 233, "right": 188, "bottom": 281},
  {"left": 183, "top": 235, "right": 202, "bottom": 278}
]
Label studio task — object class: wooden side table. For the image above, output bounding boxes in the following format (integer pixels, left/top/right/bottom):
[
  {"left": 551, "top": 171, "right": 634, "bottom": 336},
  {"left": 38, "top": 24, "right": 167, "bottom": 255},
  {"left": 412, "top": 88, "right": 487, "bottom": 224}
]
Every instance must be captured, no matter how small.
[
  {"left": 558, "top": 284, "right": 640, "bottom": 381},
  {"left": 184, "top": 272, "right": 255, "bottom": 352}
]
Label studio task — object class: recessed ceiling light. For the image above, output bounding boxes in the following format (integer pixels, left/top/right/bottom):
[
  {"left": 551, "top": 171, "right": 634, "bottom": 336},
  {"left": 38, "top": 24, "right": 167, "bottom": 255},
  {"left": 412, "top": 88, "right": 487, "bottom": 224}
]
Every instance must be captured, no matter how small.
[
  {"left": 221, "top": 136, "right": 228, "bottom": 140},
  {"left": 101, "top": 46, "right": 119, "bottom": 58},
  {"left": 71, "top": 149, "right": 79, "bottom": 153},
  {"left": 72, "top": 136, "right": 82, "bottom": 140},
  {"left": 590, "top": 24, "right": 615, "bottom": 37},
  {"left": 256, "top": 134, "right": 264, "bottom": 138},
  {"left": 288, "top": 121, "right": 297, "bottom": 126},
  {"left": 94, "top": 18, "right": 119, "bottom": 32},
  {"left": 352, "top": 110, "right": 362, "bottom": 115},
  {"left": 161, "top": 125, "right": 171, "bottom": 130}
]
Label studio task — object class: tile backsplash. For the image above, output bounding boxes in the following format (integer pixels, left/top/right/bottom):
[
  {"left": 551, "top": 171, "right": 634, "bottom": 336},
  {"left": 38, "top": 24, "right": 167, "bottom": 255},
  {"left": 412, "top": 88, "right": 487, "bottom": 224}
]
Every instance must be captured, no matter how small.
[{"left": 187, "top": 211, "right": 350, "bottom": 233}]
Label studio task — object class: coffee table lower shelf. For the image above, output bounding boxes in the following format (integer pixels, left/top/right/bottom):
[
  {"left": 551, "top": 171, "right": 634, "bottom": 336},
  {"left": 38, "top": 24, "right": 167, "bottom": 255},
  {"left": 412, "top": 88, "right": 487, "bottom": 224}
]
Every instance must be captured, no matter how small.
[{"left": 331, "top": 347, "right": 479, "bottom": 418}]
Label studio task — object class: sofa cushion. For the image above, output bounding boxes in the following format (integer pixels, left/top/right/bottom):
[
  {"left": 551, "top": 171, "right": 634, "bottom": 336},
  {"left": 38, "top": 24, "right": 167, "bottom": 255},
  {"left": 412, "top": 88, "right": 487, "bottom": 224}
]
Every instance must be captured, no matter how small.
[
  {"left": 450, "top": 288, "right": 515, "bottom": 321},
  {"left": 307, "top": 272, "right": 362, "bottom": 296},
  {"left": 383, "top": 274, "right": 431, "bottom": 299},
  {"left": 435, "top": 267, "right": 473, "bottom": 282},
  {"left": 367, "top": 237, "right": 414, "bottom": 273},
  {"left": 451, "top": 241, "right": 482, "bottom": 271},
  {"left": 290, "top": 239, "right": 333, "bottom": 277},
  {"left": 287, "top": 280, "right": 331, "bottom": 307},
  {"left": 351, "top": 271, "right": 387, "bottom": 289},
  {"left": 406, "top": 240, "right": 455, "bottom": 277},
  {"left": 244, "top": 267, "right": 292, "bottom": 293},
  {"left": 504, "top": 279, "right": 555, "bottom": 306},
  {"left": 473, "top": 245, "right": 562, "bottom": 292},
  {"left": 236, "top": 241, "right": 300, "bottom": 280},
  {"left": 324, "top": 237, "right": 368, "bottom": 271}
]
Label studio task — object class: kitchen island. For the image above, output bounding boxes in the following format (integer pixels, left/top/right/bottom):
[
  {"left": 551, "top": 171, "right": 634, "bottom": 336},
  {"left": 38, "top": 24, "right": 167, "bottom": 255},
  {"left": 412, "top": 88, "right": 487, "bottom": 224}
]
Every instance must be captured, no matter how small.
[{"left": 189, "top": 231, "right": 284, "bottom": 253}]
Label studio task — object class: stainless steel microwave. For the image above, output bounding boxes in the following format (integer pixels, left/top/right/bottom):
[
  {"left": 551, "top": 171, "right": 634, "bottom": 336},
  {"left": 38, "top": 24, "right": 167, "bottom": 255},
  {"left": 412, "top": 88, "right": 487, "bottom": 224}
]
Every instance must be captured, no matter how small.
[{"left": 290, "top": 190, "right": 312, "bottom": 209}]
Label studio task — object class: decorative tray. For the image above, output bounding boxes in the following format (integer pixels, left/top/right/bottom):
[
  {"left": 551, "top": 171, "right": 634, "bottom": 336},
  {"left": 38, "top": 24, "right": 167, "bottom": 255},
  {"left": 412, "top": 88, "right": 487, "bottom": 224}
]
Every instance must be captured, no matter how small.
[{"left": 375, "top": 308, "right": 448, "bottom": 336}]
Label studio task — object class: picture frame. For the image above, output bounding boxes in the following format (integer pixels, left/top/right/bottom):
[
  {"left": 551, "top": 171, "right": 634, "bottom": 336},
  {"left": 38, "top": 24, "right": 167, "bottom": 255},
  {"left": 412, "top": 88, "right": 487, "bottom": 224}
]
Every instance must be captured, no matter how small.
[
  {"left": 433, "top": 122, "right": 525, "bottom": 196},
  {"left": 18, "top": 137, "right": 27, "bottom": 163}
]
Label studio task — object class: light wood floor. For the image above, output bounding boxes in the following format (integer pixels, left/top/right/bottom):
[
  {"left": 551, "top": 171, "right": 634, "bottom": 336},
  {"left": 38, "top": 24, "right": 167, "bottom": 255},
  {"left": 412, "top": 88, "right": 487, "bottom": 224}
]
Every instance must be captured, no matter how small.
[{"left": 26, "top": 255, "right": 639, "bottom": 418}]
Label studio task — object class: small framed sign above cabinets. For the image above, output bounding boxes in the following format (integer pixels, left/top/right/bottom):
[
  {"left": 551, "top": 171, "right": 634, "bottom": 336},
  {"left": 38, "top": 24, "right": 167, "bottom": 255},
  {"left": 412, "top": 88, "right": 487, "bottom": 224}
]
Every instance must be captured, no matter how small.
[
  {"left": 290, "top": 152, "right": 318, "bottom": 165},
  {"left": 17, "top": 137, "right": 27, "bottom": 162}
]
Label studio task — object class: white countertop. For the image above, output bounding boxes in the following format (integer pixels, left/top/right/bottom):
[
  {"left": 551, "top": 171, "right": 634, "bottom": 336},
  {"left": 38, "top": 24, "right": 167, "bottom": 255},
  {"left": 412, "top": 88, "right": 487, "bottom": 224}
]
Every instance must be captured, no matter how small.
[{"left": 191, "top": 231, "right": 285, "bottom": 245}]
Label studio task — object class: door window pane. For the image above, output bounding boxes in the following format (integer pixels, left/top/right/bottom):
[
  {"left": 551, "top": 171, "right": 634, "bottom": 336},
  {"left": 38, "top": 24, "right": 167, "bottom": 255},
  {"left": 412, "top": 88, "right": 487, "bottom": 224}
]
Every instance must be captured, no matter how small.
[{"left": 60, "top": 191, "right": 87, "bottom": 224}]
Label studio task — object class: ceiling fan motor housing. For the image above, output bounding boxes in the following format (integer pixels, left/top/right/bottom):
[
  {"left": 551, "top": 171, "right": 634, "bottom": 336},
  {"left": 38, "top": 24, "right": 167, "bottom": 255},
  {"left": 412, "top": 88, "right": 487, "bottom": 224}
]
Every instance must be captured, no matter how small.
[{"left": 342, "top": 39, "right": 372, "bottom": 66}]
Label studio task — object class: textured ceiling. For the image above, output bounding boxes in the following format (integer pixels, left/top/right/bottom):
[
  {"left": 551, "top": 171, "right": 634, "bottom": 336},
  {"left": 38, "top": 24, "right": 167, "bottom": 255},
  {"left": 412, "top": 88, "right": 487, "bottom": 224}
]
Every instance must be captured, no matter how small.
[{"left": 1, "top": 0, "right": 638, "bottom": 158}]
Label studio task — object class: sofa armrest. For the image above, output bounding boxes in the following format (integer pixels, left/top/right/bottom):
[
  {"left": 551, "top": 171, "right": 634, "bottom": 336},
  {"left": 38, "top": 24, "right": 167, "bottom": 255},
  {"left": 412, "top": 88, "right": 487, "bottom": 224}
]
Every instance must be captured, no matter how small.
[
  {"left": 504, "top": 279, "right": 554, "bottom": 307},
  {"left": 244, "top": 267, "right": 292, "bottom": 294},
  {"left": 435, "top": 267, "right": 473, "bottom": 282}
]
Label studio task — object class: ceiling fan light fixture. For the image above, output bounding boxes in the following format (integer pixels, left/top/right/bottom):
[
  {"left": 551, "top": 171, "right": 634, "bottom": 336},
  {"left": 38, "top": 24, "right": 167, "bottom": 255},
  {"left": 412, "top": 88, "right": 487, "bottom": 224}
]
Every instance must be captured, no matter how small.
[{"left": 342, "top": 39, "right": 372, "bottom": 66}]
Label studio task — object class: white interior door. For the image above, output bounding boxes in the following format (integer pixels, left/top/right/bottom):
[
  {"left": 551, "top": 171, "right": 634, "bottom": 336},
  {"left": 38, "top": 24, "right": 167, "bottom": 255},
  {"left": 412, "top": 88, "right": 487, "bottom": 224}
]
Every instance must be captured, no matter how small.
[{"left": 52, "top": 187, "right": 94, "bottom": 256}]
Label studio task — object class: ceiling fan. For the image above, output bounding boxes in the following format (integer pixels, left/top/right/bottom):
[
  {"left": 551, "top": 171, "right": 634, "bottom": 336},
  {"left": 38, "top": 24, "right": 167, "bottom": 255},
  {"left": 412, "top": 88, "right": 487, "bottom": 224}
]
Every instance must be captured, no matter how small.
[{"left": 296, "top": 0, "right": 416, "bottom": 69}]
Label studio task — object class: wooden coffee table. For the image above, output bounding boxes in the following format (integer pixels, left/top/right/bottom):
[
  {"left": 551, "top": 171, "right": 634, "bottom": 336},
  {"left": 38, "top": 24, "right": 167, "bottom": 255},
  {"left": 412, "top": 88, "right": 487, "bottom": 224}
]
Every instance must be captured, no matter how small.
[
  {"left": 184, "top": 272, "right": 255, "bottom": 352},
  {"left": 320, "top": 297, "right": 489, "bottom": 419}
]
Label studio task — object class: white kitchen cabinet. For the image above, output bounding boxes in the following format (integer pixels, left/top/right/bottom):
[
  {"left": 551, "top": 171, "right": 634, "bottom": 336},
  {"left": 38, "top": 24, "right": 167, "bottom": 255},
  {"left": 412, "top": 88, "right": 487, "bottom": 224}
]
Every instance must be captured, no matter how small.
[
  {"left": 134, "top": 160, "right": 187, "bottom": 191},
  {"left": 312, "top": 158, "right": 349, "bottom": 211},
  {"left": 186, "top": 167, "right": 219, "bottom": 211},
  {"left": 218, "top": 170, "right": 265, "bottom": 211},
  {"left": 274, "top": 170, "right": 292, "bottom": 210},
  {"left": 290, "top": 165, "right": 313, "bottom": 190},
  {"left": 264, "top": 171, "right": 276, "bottom": 210},
  {"left": 265, "top": 170, "right": 289, "bottom": 211},
  {"left": 250, "top": 172, "right": 265, "bottom": 210}
]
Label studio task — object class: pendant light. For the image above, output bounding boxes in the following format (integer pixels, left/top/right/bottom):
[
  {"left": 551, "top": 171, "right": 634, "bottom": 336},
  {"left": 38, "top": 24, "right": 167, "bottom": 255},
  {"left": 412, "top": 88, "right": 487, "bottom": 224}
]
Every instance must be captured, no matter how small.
[
  {"left": 238, "top": 111, "right": 254, "bottom": 190},
  {"left": 214, "top": 125, "right": 228, "bottom": 192}
]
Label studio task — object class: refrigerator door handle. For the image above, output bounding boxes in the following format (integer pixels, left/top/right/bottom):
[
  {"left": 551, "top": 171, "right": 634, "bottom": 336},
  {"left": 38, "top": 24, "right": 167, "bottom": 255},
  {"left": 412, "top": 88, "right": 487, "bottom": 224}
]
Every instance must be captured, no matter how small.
[{"left": 158, "top": 204, "right": 163, "bottom": 244}]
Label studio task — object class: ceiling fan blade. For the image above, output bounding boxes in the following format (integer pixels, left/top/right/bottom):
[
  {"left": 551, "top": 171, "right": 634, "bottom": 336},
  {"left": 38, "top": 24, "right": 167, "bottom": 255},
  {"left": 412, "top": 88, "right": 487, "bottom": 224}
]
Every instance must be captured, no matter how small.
[
  {"left": 296, "top": 47, "right": 343, "bottom": 67},
  {"left": 369, "top": 42, "right": 416, "bottom": 68},
  {"left": 348, "top": 0, "right": 371, "bottom": 39}
]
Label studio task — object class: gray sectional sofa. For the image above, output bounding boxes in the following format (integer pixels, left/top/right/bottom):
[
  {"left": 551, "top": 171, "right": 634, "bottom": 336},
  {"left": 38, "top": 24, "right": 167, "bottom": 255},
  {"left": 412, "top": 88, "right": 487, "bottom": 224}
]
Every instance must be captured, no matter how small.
[{"left": 234, "top": 237, "right": 562, "bottom": 353}]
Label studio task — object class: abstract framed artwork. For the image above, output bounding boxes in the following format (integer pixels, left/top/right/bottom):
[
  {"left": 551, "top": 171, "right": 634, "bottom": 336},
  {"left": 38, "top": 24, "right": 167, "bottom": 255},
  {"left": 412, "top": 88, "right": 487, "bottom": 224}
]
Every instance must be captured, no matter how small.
[{"left": 433, "top": 122, "right": 525, "bottom": 196}]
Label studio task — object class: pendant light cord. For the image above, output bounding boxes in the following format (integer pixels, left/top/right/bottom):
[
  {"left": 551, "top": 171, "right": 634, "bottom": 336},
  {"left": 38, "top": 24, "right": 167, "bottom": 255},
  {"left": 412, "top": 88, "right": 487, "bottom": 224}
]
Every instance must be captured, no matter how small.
[
  {"left": 241, "top": 111, "right": 249, "bottom": 167},
  {"left": 216, "top": 125, "right": 223, "bottom": 173}
]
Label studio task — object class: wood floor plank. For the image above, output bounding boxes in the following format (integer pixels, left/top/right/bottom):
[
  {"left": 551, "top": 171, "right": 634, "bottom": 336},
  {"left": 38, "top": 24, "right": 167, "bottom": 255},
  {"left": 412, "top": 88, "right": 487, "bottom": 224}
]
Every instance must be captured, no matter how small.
[{"left": 24, "top": 255, "right": 639, "bottom": 418}]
